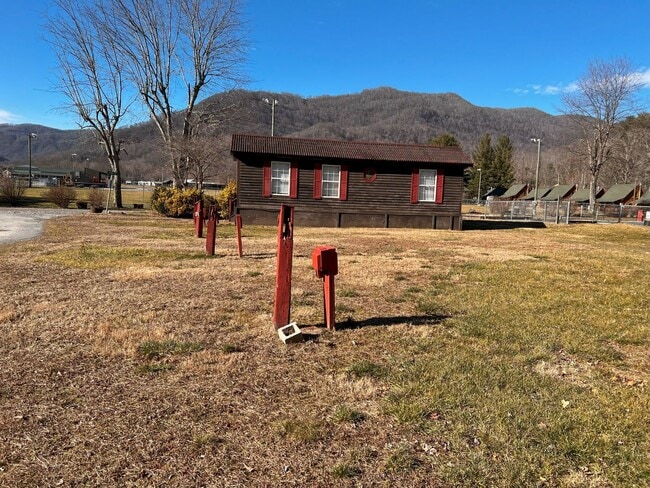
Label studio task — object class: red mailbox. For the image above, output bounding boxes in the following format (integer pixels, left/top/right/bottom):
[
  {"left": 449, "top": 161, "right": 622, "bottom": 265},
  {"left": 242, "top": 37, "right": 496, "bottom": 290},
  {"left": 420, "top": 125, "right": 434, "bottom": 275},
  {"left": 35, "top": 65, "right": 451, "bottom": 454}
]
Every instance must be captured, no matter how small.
[
  {"left": 312, "top": 246, "right": 338, "bottom": 278},
  {"left": 312, "top": 245, "right": 338, "bottom": 331}
]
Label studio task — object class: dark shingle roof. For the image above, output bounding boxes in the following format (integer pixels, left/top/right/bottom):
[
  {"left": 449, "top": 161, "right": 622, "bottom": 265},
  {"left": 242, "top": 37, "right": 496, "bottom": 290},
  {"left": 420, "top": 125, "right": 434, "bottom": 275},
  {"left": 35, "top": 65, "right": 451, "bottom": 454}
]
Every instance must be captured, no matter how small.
[
  {"left": 597, "top": 184, "right": 637, "bottom": 204},
  {"left": 522, "top": 187, "right": 553, "bottom": 200},
  {"left": 540, "top": 184, "right": 577, "bottom": 201},
  {"left": 500, "top": 183, "right": 529, "bottom": 199},
  {"left": 570, "top": 188, "right": 605, "bottom": 202},
  {"left": 231, "top": 134, "right": 472, "bottom": 165}
]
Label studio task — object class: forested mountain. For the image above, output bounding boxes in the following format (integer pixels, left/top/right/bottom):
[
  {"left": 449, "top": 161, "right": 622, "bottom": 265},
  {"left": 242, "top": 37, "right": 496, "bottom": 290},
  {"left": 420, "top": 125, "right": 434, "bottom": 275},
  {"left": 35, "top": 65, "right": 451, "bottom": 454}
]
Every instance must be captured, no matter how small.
[{"left": 1, "top": 87, "right": 580, "bottom": 184}]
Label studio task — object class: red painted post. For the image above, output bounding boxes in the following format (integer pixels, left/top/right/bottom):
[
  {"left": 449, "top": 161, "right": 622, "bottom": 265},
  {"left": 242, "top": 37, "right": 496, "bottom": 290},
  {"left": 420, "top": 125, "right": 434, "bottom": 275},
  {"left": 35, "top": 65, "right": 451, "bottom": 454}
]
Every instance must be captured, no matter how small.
[
  {"left": 235, "top": 213, "right": 243, "bottom": 258},
  {"left": 273, "top": 204, "right": 294, "bottom": 329},
  {"left": 311, "top": 246, "right": 338, "bottom": 331},
  {"left": 323, "top": 274, "right": 336, "bottom": 331},
  {"left": 193, "top": 200, "right": 204, "bottom": 238},
  {"left": 205, "top": 205, "right": 218, "bottom": 256}
]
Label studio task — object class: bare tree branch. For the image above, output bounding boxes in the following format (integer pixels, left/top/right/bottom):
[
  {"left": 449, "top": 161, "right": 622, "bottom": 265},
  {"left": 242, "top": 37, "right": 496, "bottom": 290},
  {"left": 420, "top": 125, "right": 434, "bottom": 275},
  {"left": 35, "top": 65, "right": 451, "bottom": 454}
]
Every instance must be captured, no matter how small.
[
  {"left": 46, "top": 0, "right": 133, "bottom": 207},
  {"left": 561, "top": 57, "right": 644, "bottom": 208}
]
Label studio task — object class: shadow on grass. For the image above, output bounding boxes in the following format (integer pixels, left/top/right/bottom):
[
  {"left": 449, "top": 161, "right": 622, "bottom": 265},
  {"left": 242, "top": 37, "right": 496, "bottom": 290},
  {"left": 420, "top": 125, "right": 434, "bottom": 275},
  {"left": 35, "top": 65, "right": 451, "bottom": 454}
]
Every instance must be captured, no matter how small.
[
  {"left": 462, "top": 219, "right": 547, "bottom": 230},
  {"left": 303, "top": 314, "right": 449, "bottom": 333},
  {"left": 244, "top": 252, "right": 276, "bottom": 259}
]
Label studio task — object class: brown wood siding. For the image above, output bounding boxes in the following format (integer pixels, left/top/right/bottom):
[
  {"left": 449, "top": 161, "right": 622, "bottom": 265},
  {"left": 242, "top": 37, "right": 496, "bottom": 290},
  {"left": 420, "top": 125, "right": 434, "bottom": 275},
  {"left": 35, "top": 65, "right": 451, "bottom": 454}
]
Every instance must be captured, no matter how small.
[{"left": 237, "top": 156, "right": 465, "bottom": 229}]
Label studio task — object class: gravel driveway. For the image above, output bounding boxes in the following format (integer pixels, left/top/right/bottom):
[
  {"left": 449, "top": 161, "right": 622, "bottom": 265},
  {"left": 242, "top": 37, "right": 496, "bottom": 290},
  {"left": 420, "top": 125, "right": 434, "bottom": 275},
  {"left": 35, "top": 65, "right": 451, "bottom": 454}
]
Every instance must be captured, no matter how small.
[{"left": 0, "top": 208, "right": 88, "bottom": 245}]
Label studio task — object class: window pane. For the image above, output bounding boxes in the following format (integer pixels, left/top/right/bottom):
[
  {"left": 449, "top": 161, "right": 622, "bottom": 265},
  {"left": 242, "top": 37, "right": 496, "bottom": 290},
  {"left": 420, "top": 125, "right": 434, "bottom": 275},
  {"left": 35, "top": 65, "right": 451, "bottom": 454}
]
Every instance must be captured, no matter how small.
[
  {"left": 322, "top": 164, "right": 340, "bottom": 198},
  {"left": 418, "top": 169, "right": 437, "bottom": 202},
  {"left": 271, "top": 162, "right": 290, "bottom": 195}
]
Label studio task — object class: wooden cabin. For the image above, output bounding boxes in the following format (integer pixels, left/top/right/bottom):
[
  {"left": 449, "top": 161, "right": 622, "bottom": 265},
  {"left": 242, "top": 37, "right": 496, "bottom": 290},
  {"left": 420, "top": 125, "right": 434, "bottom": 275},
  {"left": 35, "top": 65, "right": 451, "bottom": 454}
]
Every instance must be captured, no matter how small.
[
  {"left": 231, "top": 134, "right": 472, "bottom": 230},
  {"left": 499, "top": 183, "right": 530, "bottom": 201},
  {"left": 597, "top": 184, "right": 644, "bottom": 205},
  {"left": 540, "top": 184, "right": 577, "bottom": 201}
]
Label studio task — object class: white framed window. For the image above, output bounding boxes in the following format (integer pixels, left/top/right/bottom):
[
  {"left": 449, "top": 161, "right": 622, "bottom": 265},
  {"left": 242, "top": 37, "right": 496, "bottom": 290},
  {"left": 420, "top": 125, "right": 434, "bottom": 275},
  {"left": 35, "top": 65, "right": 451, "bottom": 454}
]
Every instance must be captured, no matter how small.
[
  {"left": 271, "top": 161, "right": 290, "bottom": 196},
  {"left": 418, "top": 169, "right": 437, "bottom": 202},
  {"left": 321, "top": 164, "right": 340, "bottom": 198}
]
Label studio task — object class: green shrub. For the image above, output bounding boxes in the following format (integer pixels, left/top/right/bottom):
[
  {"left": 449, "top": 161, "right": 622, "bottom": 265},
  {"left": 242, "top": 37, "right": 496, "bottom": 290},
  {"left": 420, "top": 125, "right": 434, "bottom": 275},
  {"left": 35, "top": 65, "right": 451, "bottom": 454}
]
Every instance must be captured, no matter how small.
[
  {"left": 151, "top": 187, "right": 203, "bottom": 218},
  {"left": 45, "top": 186, "right": 77, "bottom": 208},
  {"left": 216, "top": 180, "right": 237, "bottom": 218}
]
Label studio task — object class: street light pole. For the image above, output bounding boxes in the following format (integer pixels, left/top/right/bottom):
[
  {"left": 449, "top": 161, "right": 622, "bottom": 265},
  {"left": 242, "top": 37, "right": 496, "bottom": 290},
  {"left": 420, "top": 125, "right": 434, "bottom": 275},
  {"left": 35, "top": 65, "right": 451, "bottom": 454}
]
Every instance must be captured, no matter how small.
[
  {"left": 263, "top": 98, "right": 278, "bottom": 136},
  {"left": 71, "top": 153, "right": 77, "bottom": 182},
  {"left": 27, "top": 133, "right": 37, "bottom": 188},
  {"left": 476, "top": 168, "right": 482, "bottom": 203},
  {"left": 531, "top": 138, "right": 542, "bottom": 203}
]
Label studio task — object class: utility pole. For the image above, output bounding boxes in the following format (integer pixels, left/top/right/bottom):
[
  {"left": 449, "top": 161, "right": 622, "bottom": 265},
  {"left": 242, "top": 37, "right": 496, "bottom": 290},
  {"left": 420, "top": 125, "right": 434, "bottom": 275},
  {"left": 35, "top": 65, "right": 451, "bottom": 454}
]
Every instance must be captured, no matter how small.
[
  {"left": 263, "top": 98, "right": 278, "bottom": 136},
  {"left": 27, "top": 133, "right": 37, "bottom": 188},
  {"left": 530, "top": 138, "right": 542, "bottom": 203}
]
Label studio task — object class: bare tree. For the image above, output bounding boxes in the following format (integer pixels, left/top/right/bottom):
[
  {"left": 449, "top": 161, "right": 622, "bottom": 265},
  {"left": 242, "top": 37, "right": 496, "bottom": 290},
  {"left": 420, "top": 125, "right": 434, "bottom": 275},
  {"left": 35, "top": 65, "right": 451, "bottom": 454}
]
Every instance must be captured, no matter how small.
[
  {"left": 561, "top": 58, "right": 644, "bottom": 208},
  {"left": 46, "top": 0, "right": 131, "bottom": 207},
  {"left": 102, "top": 0, "right": 247, "bottom": 187},
  {"left": 604, "top": 113, "right": 650, "bottom": 188}
]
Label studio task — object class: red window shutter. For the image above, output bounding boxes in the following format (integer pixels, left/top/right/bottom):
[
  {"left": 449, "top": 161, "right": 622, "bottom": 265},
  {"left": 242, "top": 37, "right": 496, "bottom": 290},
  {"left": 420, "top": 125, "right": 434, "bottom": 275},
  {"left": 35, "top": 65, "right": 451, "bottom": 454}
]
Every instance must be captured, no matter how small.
[
  {"left": 289, "top": 163, "right": 299, "bottom": 198},
  {"left": 339, "top": 165, "right": 348, "bottom": 200},
  {"left": 410, "top": 168, "right": 419, "bottom": 204},
  {"left": 262, "top": 161, "right": 271, "bottom": 197},
  {"left": 313, "top": 163, "right": 322, "bottom": 199},
  {"left": 435, "top": 169, "right": 445, "bottom": 204}
]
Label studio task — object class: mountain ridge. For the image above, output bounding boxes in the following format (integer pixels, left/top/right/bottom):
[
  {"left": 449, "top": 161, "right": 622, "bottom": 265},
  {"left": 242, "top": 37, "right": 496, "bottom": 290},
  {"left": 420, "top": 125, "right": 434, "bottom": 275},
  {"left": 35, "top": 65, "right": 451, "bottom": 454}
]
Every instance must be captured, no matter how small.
[{"left": 0, "top": 87, "right": 576, "bottom": 181}]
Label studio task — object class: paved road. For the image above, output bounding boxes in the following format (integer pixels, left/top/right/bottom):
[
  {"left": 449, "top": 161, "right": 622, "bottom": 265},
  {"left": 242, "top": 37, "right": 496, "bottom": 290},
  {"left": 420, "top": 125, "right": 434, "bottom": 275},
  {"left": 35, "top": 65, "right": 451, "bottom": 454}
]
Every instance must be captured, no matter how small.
[{"left": 0, "top": 208, "right": 87, "bottom": 245}]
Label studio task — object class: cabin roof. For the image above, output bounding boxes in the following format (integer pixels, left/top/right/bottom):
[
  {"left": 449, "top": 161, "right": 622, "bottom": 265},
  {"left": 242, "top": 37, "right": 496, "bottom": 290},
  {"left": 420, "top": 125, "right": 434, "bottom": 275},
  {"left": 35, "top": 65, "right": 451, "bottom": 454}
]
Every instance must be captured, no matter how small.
[
  {"left": 500, "top": 183, "right": 528, "bottom": 199},
  {"left": 521, "top": 187, "right": 553, "bottom": 200},
  {"left": 597, "top": 184, "right": 639, "bottom": 203},
  {"left": 569, "top": 188, "right": 605, "bottom": 202},
  {"left": 231, "top": 134, "right": 472, "bottom": 166},
  {"left": 540, "top": 184, "right": 576, "bottom": 201}
]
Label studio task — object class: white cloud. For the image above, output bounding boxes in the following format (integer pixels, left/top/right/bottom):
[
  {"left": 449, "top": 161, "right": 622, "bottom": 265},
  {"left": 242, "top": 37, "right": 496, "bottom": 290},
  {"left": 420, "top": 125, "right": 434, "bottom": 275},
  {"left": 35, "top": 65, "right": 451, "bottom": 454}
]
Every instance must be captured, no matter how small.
[
  {"left": 514, "top": 69, "right": 649, "bottom": 98},
  {"left": 639, "top": 68, "right": 650, "bottom": 87},
  {"left": 511, "top": 82, "right": 579, "bottom": 97},
  {"left": 0, "top": 109, "right": 20, "bottom": 124}
]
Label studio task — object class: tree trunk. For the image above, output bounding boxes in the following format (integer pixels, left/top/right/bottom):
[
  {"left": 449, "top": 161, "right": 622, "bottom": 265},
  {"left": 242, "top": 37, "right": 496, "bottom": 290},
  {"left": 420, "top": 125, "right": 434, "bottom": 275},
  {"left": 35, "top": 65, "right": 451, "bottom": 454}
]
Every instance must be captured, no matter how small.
[{"left": 589, "top": 172, "right": 598, "bottom": 211}]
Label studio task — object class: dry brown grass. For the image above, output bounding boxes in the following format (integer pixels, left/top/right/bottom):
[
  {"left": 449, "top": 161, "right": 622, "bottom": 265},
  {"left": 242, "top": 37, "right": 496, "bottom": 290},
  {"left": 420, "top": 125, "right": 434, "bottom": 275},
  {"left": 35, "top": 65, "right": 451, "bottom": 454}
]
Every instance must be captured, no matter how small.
[{"left": 0, "top": 213, "right": 648, "bottom": 486}]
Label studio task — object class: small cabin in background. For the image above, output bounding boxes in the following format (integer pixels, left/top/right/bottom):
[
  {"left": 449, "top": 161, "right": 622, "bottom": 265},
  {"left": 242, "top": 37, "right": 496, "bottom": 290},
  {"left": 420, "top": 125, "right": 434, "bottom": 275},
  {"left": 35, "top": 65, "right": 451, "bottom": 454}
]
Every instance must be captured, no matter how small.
[
  {"left": 231, "top": 134, "right": 473, "bottom": 230},
  {"left": 570, "top": 188, "right": 606, "bottom": 203},
  {"left": 540, "top": 184, "right": 577, "bottom": 201},
  {"left": 499, "top": 183, "right": 530, "bottom": 201},
  {"left": 597, "top": 184, "right": 644, "bottom": 205}
]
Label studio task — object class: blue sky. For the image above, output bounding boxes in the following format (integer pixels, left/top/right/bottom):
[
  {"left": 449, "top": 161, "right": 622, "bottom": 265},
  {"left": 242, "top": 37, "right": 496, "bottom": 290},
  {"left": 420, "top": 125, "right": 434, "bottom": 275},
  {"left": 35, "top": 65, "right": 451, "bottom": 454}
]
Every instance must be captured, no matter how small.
[{"left": 1, "top": 0, "right": 649, "bottom": 129}]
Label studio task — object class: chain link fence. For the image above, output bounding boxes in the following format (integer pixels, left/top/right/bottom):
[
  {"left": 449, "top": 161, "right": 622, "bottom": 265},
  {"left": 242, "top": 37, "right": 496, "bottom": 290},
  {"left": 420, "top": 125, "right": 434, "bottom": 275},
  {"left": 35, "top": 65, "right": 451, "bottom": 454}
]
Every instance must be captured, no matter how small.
[{"left": 470, "top": 199, "right": 650, "bottom": 224}]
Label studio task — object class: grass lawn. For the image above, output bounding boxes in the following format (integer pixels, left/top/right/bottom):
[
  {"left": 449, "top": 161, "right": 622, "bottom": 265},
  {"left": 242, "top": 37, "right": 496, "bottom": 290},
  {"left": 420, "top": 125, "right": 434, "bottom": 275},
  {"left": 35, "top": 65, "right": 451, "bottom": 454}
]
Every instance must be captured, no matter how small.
[{"left": 0, "top": 214, "right": 648, "bottom": 486}]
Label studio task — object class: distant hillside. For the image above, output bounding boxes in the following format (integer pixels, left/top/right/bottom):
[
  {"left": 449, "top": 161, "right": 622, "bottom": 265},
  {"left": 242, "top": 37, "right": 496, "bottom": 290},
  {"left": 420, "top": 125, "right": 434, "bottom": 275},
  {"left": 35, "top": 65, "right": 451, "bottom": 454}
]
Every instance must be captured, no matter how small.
[{"left": 0, "top": 87, "right": 578, "bottom": 182}]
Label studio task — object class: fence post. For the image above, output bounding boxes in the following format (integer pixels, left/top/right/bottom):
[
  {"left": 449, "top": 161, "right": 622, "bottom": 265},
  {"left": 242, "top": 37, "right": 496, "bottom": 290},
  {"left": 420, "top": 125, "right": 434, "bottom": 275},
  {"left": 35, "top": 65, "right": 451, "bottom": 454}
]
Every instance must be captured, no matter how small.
[
  {"left": 566, "top": 201, "right": 571, "bottom": 225},
  {"left": 618, "top": 204, "right": 622, "bottom": 223}
]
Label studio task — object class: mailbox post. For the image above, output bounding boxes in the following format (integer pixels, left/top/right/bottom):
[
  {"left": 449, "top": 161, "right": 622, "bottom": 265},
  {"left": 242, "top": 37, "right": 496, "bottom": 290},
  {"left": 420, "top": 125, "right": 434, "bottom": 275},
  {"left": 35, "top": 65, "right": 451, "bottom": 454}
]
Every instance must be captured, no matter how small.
[
  {"left": 273, "top": 204, "right": 294, "bottom": 328},
  {"left": 235, "top": 211, "right": 243, "bottom": 258},
  {"left": 193, "top": 200, "right": 204, "bottom": 238},
  {"left": 205, "top": 205, "right": 219, "bottom": 256},
  {"left": 312, "top": 246, "right": 338, "bottom": 331}
]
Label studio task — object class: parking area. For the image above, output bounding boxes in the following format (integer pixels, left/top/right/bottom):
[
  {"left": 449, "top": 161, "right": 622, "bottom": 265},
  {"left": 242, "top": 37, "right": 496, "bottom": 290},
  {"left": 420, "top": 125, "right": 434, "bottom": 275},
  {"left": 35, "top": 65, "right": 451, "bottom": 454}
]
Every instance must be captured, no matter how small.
[{"left": 0, "top": 208, "right": 87, "bottom": 245}]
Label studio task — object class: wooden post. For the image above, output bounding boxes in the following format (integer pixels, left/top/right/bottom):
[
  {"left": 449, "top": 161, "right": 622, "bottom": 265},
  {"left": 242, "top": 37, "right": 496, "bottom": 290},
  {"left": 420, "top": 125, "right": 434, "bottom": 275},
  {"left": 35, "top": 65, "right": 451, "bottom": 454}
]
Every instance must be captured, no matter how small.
[
  {"left": 323, "top": 274, "right": 336, "bottom": 331},
  {"left": 273, "top": 205, "right": 294, "bottom": 329},
  {"left": 235, "top": 213, "right": 243, "bottom": 258},
  {"left": 194, "top": 200, "right": 204, "bottom": 238},
  {"left": 205, "top": 205, "right": 218, "bottom": 256},
  {"left": 311, "top": 246, "right": 338, "bottom": 331}
]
